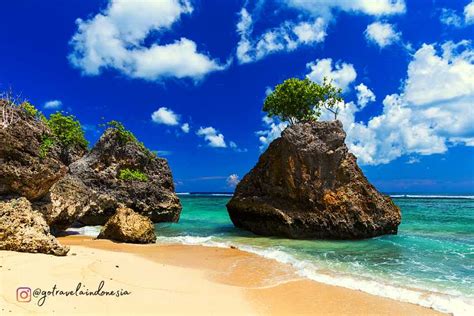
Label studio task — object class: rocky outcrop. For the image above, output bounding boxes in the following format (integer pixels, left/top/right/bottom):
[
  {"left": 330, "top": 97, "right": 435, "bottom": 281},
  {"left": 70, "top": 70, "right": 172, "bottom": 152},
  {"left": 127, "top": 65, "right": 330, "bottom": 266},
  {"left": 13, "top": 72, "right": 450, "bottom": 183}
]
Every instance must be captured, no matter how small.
[
  {"left": 227, "top": 120, "right": 401, "bottom": 239},
  {"left": 97, "top": 206, "right": 156, "bottom": 243},
  {"left": 42, "top": 175, "right": 92, "bottom": 232},
  {"left": 0, "top": 105, "right": 66, "bottom": 200},
  {"left": 0, "top": 198, "right": 69, "bottom": 256},
  {"left": 68, "top": 128, "right": 181, "bottom": 226}
]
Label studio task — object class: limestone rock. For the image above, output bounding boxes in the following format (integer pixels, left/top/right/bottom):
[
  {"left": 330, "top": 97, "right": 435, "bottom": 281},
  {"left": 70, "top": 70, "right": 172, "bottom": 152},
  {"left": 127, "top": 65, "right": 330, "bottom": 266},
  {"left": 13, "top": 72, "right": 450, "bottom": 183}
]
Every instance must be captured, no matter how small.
[
  {"left": 97, "top": 207, "right": 156, "bottom": 244},
  {"left": 0, "top": 198, "right": 69, "bottom": 256},
  {"left": 0, "top": 105, "right": 66, "bottom": 200},
  {"left": 227, "top": 120, "right": 401, "bottom": 239},
  {"left": 69, "top": 128, "right": 182, "bottom": 225},
  {"left": 43, "top": 175, "right": 92, "bottom": 232}
]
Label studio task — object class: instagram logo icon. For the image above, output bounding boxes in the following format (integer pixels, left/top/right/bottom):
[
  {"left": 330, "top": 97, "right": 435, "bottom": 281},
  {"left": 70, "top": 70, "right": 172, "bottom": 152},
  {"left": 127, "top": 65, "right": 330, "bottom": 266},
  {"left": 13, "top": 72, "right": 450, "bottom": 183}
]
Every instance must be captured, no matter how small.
[{"left": 16, "top": 287, "right": 31, "bottom": 302}]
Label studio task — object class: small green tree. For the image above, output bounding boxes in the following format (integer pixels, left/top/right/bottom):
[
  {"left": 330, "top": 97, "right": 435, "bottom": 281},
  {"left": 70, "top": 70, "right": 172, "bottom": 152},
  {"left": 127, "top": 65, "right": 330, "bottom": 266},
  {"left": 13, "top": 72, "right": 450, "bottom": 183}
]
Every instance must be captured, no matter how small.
[
  {"left": 47, "top": 112, "right": 88, "bottom": 150},
  {"left": 263, "top": 77, "right": 342, "bottom": 124}
]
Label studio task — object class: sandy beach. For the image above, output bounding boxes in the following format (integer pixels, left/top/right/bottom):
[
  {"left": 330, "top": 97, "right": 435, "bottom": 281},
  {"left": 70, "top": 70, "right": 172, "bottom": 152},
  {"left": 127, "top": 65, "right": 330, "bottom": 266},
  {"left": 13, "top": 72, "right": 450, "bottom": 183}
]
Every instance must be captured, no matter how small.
[{"left": 0, "top": 236, "right": 444, "bottom": 315}]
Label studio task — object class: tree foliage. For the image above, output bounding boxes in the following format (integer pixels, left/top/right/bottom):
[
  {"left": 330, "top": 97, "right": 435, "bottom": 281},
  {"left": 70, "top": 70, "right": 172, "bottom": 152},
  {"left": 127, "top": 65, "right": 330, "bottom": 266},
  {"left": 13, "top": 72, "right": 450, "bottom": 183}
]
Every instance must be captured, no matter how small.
[
  {"left": 47, "top": 112, "right": 88, "bottom": 150},
  {"left": 263, "top": 77, "right": 343, "bottom": 124}
]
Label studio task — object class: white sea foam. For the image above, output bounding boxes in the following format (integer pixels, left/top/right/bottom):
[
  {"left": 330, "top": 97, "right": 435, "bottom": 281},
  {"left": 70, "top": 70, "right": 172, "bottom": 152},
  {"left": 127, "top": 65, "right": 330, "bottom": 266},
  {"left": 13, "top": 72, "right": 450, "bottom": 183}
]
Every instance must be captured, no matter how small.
[
  {"left": 390, "top": 194, "right": 474, "bottom": 199},
  {"left": 155, "top": 235, "right": 474, "bottom": 316},
  {"left": 65, "top": 226, "right": 101, "bottom": 237}
]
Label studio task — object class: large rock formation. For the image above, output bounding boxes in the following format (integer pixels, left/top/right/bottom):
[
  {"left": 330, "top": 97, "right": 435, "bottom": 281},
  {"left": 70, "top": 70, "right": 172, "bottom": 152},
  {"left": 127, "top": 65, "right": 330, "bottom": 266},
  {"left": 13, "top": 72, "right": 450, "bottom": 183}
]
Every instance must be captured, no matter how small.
[
  {"left": 97, "top": 206, "right": 156, "bottom": 244},
  {"left": 43, "top": 175, "right": 92, "bottom": 232},
  {"left": 0, "top": 198, "right": 69, "bottom": 256},
  {"left": 227, "top": 121, "right": 401, "bottom": 239},
  {"left": 0, "top": 105, "right": 66, "bottom": 200},
  {"left": 68, "top": 127, "right": 182, "bottom": 226}
]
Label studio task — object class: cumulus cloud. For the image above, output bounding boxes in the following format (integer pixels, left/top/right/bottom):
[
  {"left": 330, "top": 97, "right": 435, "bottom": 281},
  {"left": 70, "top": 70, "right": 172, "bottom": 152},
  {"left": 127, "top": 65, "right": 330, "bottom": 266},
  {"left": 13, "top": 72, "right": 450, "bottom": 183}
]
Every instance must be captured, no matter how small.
[
  {"left": 284, "top": 0, "right": 406, "bottom": 17},
  {"left": 306, "top": 58, "right": 357, "bottom": 92},
  {"left": 43, "top": 100, "right": 62, "bottom": 109},
  {"left": 439, "top": 1, "right": 474, "bottom": 27},
  {"left": 196, "top": 126, "right": 227, "bottom": 148},
  {"left": 236, "top": 0, "right": 406, "bottom": 64},
  {"left": 320, "top": 40, "right": 474, "bottom": 165},
  {"left": 466, "top": 1, "right": 474, "bottom": 24},
  {"left": 365, "top": 22, "right": 401, "bottom": 48},
  {"left": 256, "top": 116, "right": 288, "bottom": 151},
  {"left": 226, "top": 174, "right": 240, "bottom": 188},
  {"left": 181, "top": 122, "right": 190, "bottom": 133},
  {"left": 151, "top": 107, "right": 180, "bottom": 126},
  {"left": 236, "top": 8, "right": 326, "bottom": 64},
  {"left": 69, "top": 0, "right": 226, "bottom": 81},
  {"left": 355, "top": 83, "right": 376, "bottom": 108}
]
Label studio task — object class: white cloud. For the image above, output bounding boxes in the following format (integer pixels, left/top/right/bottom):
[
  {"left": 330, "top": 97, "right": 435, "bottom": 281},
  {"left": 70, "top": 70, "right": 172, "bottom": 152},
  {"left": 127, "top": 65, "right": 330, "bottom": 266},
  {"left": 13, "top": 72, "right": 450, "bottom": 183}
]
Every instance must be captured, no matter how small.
[
  {"left": 196, "top": 126, "right": 227, "bottom": 148},
  {"left": 69, "top": 0, "right": 226, "bottom": 81},
  {"left": 229, "top": 141, "right": 248, "bottom": 153},
  {"left": 256, "top": 116, "right": 288, "bottom": 150},
  {"left": 306, "top": 58, "right": 357, "bottom": 92},
  {"left": 236, "top": 8, "right": 326, "bottom": 64},
  {"left": 236, "top": 0, "right": 406, "bottom": 64},
  {"left": 365, "top": 22, "right": 401, "bottom": 48},
  {"left": 226, "top": 174, "right": 240, "bottom": 188},
  {"left": 355, "top": 83, "right": 376, "bottom": 108},
  {"left": 466, "top": 1, "right": 474, "bottom": 24},
  {"left": 439, "top": 2, "right": 474, "bottom": 27},
  {"left": 181, "top": 122, "right": 190, "bottom": 133},
  {"left": 284, "top": 0, "right": 406, "bottom": 17},
  {"left": 406, "top": 156, "right": 420, "bottom": 164},
  {"left": 320, "top": 40, "right": 474, "bottom": 165},
  {"left": 151, "top": 107, "right": 180, "bottom": 126},
  {"left": 43, "top": 100, "right": 62, "bottom": 109},
  {"left": 440, "top": 8, "right": 464, "bottom": 28}
]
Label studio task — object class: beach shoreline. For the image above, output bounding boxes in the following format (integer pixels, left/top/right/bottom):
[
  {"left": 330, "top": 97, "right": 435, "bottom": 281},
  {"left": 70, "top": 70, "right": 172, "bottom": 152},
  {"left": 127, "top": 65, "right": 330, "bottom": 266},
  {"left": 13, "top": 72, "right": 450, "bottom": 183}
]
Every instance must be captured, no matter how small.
[{"left": 0, "top": 235, "right": 444, "bottom": 315}]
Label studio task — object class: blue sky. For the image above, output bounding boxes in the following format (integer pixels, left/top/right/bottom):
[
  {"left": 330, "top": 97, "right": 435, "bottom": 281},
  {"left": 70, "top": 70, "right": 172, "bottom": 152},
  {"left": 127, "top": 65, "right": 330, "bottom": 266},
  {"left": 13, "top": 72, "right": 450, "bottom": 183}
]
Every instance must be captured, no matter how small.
[{"left": 0, "top": 0, "right": 473, "bottom": 193}]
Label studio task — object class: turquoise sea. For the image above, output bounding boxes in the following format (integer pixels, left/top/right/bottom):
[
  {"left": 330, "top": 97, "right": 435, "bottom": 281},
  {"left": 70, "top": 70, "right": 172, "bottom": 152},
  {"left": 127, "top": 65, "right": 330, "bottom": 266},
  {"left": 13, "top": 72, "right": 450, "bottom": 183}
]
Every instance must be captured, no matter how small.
[{"left": 77, "top": 194, "right": 474, "bottom": 315}]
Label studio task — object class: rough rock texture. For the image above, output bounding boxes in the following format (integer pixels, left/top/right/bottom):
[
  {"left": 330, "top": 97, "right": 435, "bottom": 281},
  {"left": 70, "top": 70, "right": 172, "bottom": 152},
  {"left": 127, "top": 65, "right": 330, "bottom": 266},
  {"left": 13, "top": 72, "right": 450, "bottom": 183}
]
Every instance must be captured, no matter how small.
[
  {"left": 41, "top": 175, "right": 92, "bottom": 232},
  {"left": 69, "top": 128, "right": 182, "bottom": 226},
  {"left": 227, "top": 121, "right": 401, "bottom": 239},
  {"left": 0, "top": 198, "right": 69, "bottom": 255},
  {"left": 97, "top": 206, "right": 156, "bottom": 243},
  {"left": 0, "top": 106, "right": 66, "bottom": 200}
]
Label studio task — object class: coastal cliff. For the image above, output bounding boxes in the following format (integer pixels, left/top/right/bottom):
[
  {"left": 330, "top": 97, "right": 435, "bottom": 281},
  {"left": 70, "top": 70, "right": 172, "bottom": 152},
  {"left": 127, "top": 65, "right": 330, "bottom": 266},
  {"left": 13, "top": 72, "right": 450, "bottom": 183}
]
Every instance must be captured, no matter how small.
[
  {"left": 0, "top": 101, "right": 181, "bottom": 253},
  {"left": 227, "top": 120, "right": 401, "bottom": 239}
]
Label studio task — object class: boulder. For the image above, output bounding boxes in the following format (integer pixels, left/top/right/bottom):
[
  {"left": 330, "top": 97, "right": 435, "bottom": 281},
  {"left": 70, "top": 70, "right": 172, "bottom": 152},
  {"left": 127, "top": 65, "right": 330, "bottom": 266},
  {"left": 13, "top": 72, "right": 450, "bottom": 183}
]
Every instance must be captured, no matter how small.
[
  {"left": 0, "top": 105, "right": 66, "bottom": 200},
  {"left": 227, "top": 120, "right": 401, "bottom": 239},
  {"left": 42, "top": 175, "right": 92, "bottom": 232},
  {"left": 69, "top": 128, "right": 182, "bottom": 225},
  {"left": 97, "top": 207, "right": 156, "bottom": 243},
  {"left": 0, "top": 197, "right": 69, "bottom": 256}
]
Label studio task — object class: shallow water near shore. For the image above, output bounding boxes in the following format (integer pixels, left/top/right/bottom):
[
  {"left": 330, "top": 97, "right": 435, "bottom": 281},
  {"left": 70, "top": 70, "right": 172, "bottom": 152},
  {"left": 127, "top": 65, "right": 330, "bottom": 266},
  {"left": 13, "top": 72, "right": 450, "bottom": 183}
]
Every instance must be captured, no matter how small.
[{"left": 77, "top": 194, "right": 474, "bottom": 315}]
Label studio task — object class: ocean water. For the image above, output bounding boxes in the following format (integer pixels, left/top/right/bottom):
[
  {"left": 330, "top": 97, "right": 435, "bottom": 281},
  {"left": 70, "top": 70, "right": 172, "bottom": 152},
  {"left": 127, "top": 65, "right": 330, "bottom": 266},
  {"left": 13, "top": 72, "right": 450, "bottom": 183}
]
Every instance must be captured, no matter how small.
[
  {"left": 155, "top": 194, "right": 474, "bottom": 315},
  {"left": 75, "top": 194, "right": 474, "bottom": 314}
]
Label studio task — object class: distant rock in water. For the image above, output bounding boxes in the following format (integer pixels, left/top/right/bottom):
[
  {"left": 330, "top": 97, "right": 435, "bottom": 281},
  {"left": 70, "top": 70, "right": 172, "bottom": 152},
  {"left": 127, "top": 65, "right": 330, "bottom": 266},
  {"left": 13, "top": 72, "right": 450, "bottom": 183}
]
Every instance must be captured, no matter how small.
[
  {"left": 0, "top": 198, "right": 69, "bottom": 256},
  {"left": 97, "top": 206, "right": 156, "bottom": 244},
  {"left": 68, "top": 127, "right": 182, "bottom": 226},
  {"left": 227, "top": 120, "right": 401, "bottom": 239},
  {"left": 0, "top": 105, "right": 66, "bottom": 200}
]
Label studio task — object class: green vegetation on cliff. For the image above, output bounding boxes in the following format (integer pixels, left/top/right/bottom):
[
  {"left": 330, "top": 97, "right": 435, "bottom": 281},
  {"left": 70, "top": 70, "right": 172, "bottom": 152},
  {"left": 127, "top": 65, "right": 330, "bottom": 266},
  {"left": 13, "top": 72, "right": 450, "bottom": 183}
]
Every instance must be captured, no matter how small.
[
  {"left": 47, "top": 112, "right": 88, "bottom": 150},
  {"left": 118, "top": 168, "right": 148, "bottom": 182},
  {"left": 106, "top": 120, "right": 152, "bottom": 157}
]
